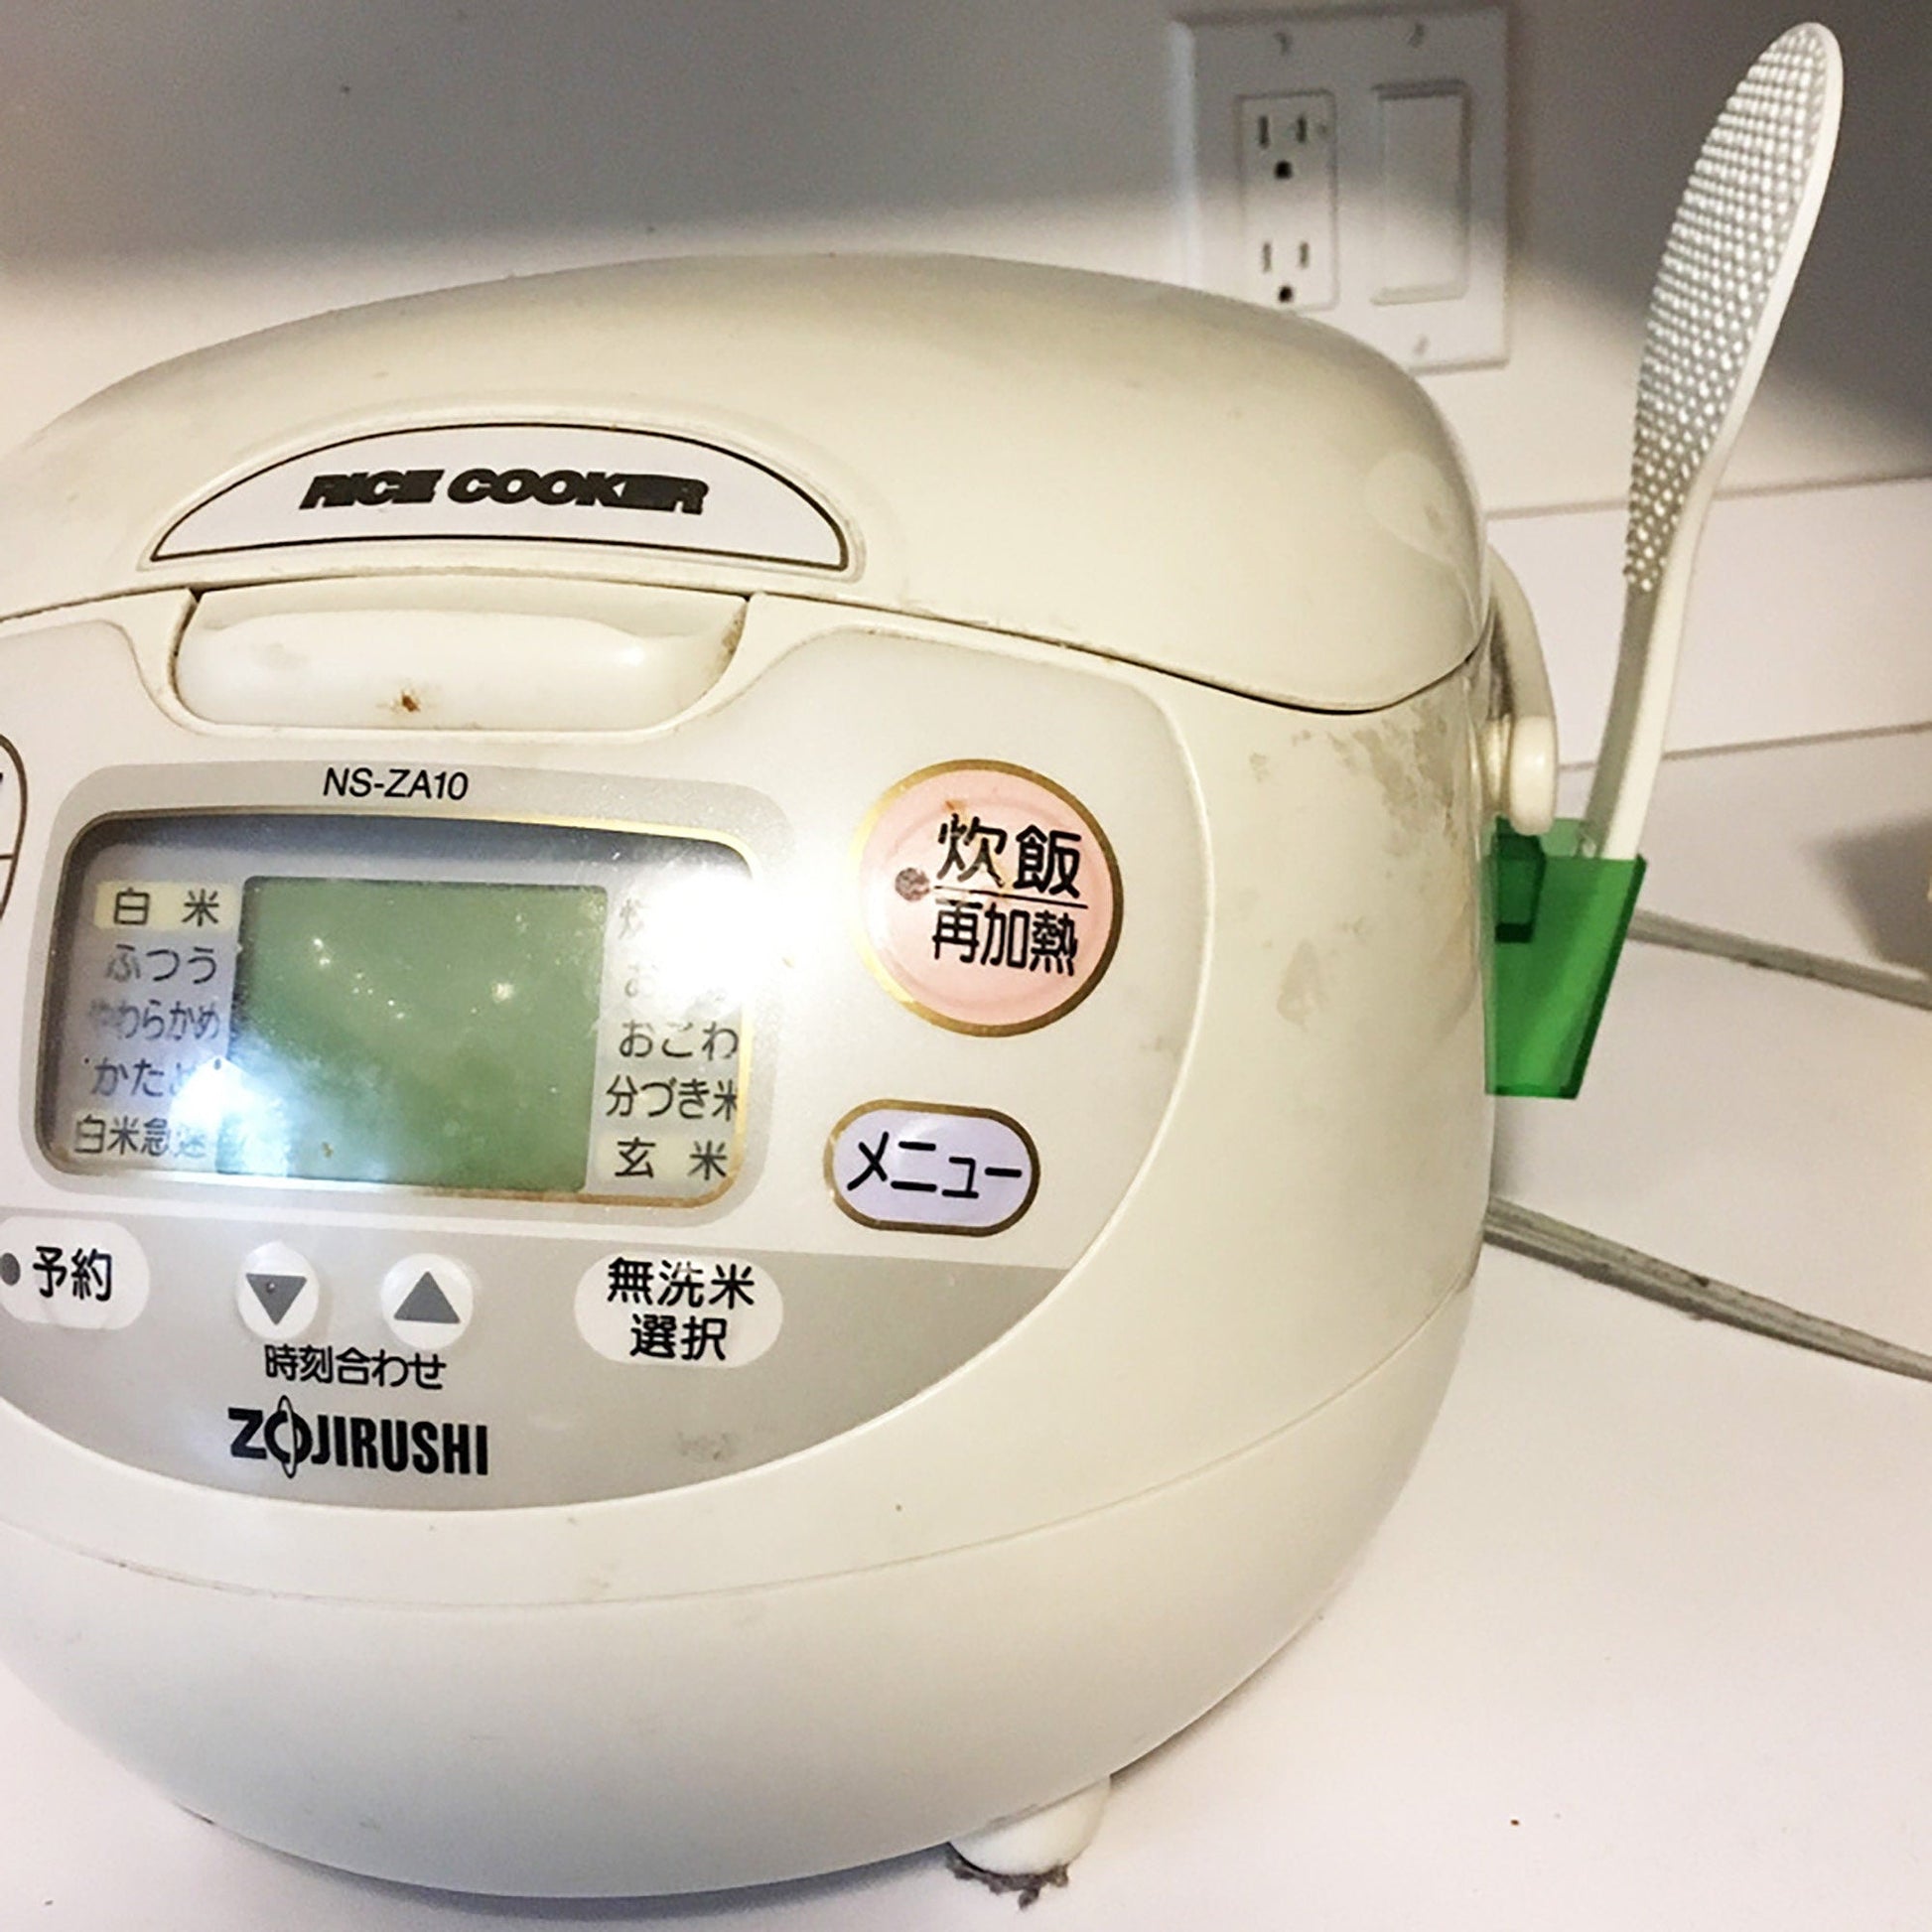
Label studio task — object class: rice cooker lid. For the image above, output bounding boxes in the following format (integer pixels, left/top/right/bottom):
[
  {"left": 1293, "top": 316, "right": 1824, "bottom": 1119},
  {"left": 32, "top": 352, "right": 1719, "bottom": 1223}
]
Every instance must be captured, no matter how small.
[{"left": 0, "top": 255, "right": 1485, "bottom": 711}]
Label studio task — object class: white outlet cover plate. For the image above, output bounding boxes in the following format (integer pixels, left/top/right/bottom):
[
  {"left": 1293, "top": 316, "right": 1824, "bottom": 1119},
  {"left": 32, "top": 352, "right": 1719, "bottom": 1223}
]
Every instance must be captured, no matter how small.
[{"left": 1177, "top": 7, "right": 1508, "bottom": 371}]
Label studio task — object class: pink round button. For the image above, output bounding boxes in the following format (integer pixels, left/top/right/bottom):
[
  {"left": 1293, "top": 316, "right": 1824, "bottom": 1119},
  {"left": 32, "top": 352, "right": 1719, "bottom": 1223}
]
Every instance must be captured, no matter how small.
[{"left": 856, "top": 761, "right": 1121, "bottom": 1034}]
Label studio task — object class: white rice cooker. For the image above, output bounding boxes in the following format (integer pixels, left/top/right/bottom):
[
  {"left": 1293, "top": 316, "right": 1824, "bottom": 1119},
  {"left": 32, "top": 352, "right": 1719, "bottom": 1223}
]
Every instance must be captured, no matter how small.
[{"left": 0, "top": 256, "right": 1603, "bottom": 1893}]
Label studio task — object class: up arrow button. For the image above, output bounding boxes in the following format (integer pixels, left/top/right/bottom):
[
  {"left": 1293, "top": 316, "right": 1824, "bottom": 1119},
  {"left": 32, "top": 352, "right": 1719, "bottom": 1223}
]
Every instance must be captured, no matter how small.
[
  {"left": 381, "top": 1254, "right": 476, "bottom": 1350},
  {"left": 393, "top": 1271, "right": 461, "bottom": 1325}
]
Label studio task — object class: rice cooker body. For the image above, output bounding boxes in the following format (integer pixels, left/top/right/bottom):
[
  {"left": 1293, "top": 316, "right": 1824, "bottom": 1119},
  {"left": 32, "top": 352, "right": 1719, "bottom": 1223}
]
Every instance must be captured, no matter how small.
[{"left": 0, "top": 258, "right": 1495, "bottom": 1893}]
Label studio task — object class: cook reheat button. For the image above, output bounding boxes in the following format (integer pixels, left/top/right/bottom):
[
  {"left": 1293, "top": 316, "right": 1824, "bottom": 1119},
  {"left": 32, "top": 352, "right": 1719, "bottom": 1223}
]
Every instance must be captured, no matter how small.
[
  {"left": 0, "top": 1218, "right": 150, "bottom": 1328},
  {"left": 379, "top": 1254, "right": 476, "bottom": 1350},
  {"left": 828, "top": 1104, "right": 1038, "bottom": 1235}
]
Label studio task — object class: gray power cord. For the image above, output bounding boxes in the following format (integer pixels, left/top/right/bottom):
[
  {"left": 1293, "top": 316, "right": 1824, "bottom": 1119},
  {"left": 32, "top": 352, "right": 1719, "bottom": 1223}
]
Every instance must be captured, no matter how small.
[
  {"left": 1487, "top": 909, "right": 1932, "bottom": 1382},
  {"left": 1626, "top": 907, "right": 1932, "bottom": 1012}
]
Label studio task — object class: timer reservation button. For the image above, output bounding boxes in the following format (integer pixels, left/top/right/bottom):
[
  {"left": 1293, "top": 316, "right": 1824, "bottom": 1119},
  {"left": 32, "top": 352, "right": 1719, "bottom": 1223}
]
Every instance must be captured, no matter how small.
[
  {"left": 235, "top": 1241, "right": 321, "bottom": 1341},
  {"left": 0, "top": 1218, "right": 150, "bottom": 1329},
  {"left": 379, "top": 1254, "right": 476, "bottom": 1350}
]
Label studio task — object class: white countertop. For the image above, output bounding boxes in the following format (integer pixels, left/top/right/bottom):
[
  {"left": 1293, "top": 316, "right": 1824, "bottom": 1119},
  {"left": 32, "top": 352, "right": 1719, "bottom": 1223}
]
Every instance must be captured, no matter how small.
[{"left": 4, "top": 727, "right": 1929, "bottom": 1929}]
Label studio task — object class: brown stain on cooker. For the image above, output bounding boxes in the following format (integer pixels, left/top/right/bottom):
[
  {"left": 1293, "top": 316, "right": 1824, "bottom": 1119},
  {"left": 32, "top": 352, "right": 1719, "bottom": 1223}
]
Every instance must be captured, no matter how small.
[
  {"left": 1275, "top": 939, "right": 1327, "bottom": 1026},
  {"left": 1334, "top": 700, "right": 1463, "bottom": 858},
  {"left": 1219, "top": 882, "right": 1260, "bottom": 929},
  {"left": 677, "top": 1431, "right": 738, "bottom": 1465}
]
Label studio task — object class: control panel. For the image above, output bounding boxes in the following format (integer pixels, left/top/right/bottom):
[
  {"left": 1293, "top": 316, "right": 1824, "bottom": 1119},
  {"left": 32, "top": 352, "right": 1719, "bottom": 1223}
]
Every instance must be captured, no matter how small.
[{"left": 0, "top": 621, "right": 1205, "bottom": 1505}]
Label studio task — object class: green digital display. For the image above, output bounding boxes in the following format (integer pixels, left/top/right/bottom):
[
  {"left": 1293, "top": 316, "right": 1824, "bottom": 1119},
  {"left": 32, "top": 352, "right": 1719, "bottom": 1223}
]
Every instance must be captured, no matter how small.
[{"left": 222, "top": 878, "right": 608, "bottom": 1193}]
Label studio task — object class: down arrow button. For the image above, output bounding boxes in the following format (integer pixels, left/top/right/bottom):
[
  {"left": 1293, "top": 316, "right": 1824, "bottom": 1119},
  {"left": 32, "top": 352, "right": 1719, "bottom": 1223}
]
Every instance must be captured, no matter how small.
[
  {"left": 247, "top": 1272, "right": 308, "bottom": 1324},
  {"left": 235, "top": 1243, "right": 322, "bottom": 1341}
]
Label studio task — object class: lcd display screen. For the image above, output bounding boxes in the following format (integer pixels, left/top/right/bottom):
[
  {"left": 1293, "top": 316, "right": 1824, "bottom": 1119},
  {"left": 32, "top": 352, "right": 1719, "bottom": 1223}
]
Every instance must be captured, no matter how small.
[
  {"left": 40, "top": 811, "right": 756, "bottom": 1203},
  {"left": 222, "top": 878, "right": 607, "bottom": 1192}
]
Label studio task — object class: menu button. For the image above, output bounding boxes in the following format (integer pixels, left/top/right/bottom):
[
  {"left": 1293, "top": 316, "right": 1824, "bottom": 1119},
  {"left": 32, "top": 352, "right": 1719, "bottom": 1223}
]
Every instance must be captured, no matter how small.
[{"left": 828, "top": 1103, "right": 1039, "bottom": 1235}]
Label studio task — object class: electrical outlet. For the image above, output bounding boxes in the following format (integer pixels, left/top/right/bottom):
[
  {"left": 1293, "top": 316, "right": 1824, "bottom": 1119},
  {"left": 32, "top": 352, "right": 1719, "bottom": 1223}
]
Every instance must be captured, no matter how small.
[
  {"left": 1178, "top": 8, "right": 1508, "bottom": 371},
  {"left": 1238, "top": 92, "right": 1337, "bottom": 311}
]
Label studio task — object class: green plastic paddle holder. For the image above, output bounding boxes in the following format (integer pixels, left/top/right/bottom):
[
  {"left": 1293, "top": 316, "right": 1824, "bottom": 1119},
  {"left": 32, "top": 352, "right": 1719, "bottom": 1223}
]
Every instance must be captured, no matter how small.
[{"left": 1487, "top": 818, "right": 1646, "bottom": 1099}]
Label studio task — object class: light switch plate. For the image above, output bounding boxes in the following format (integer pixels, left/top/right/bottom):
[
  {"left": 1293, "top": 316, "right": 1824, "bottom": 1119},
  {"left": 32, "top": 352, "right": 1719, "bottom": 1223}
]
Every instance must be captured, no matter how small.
[{"left": 1176, "top": 7, "right": 1508, "bottom": 370}]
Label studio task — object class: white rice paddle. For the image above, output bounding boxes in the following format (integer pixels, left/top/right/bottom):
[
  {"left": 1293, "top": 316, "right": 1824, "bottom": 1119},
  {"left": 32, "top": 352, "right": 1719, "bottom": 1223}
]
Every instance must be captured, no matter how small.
[
  {"left": 1492, "top": 26, "right": 1908, "bottom": 1378},
  {"left": 1582, "top": 23, "right": 1843, "bottom": 859}
]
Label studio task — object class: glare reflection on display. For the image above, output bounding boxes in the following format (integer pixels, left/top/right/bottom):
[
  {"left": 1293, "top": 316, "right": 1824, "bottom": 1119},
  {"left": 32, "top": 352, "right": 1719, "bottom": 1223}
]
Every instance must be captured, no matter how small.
[
  {"left": 172, "top": 1054, "right": 291, "bottom": 1177},
  {"left": 621, "top": 862, "right": 769, "bottom": 1013}
]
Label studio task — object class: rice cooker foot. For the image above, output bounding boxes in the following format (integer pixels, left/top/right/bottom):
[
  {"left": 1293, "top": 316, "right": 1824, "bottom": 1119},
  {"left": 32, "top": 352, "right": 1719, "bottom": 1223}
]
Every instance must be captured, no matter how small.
[{"left": 947, "top": 1775, "right": 1111, "bottom": 1884}]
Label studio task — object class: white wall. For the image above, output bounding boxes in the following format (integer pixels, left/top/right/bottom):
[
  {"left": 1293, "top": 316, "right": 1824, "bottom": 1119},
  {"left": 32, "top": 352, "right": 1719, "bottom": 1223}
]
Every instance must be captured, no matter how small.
[{"left": 1, "top": 0, "right": 1927, "bottom": 753}]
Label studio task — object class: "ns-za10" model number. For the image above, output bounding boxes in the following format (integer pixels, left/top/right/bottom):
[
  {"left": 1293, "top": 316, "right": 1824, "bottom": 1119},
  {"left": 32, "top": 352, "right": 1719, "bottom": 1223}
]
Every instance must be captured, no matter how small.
[{"left": 322, "top": 764, "right": 472, "bottom": 802}]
